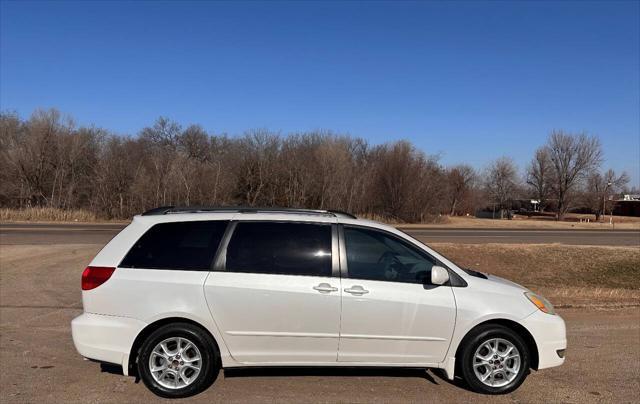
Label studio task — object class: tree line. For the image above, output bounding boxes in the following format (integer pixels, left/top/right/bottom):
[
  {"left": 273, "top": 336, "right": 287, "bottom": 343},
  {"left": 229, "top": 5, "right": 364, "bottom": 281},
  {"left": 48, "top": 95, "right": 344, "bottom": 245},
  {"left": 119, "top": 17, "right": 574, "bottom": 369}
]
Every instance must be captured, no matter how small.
[{"left": 0, "top": 109, "right": 632, "bottom": 221}]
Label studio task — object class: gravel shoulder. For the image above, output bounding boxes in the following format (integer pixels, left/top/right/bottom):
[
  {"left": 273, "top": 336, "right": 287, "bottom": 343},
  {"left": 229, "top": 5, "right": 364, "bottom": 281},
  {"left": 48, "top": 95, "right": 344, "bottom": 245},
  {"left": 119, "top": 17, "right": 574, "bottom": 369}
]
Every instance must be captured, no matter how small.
[{"left": 1, "top": 244, "right": 639, "bottom": 403}]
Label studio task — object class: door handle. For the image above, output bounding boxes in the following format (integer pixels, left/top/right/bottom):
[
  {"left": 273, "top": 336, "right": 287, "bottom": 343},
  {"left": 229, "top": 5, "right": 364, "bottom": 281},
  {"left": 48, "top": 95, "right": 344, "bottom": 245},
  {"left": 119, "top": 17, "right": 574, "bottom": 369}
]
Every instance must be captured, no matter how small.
[
  {"left": 313, "top": 283, "right": 338, "bottom": 293},
  {"left": 344, "top": 285, "right": 369, "bottom": 295}
]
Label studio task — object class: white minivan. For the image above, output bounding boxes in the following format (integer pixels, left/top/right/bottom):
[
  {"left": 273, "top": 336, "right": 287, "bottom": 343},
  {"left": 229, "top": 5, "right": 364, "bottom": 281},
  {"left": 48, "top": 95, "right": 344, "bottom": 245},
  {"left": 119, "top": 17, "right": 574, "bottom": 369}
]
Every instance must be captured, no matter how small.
[{"left": 72, "top": 207, "right": 566, "bottom": 398}]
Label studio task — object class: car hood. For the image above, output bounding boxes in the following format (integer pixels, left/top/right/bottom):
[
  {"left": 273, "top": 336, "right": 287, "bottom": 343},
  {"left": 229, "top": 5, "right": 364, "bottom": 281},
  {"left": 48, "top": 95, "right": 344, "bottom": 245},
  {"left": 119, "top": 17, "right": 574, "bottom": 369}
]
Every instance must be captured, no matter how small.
[{"left": 483, "top": 273, "right": 530, "bottom": 293}]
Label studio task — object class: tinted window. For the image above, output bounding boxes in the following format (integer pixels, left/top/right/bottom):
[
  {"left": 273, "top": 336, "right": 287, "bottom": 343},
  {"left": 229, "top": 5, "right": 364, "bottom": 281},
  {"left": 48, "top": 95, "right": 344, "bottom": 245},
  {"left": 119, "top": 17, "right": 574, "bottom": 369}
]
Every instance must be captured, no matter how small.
[
  {"left": 226, "top": 222, "right": 332, "bottom": 277},
  {"left": 120, "top": 221, "right": 228, "bottom": 270},
  {"left": 344, "top": 226, "right": 436, "bottom": 284}
]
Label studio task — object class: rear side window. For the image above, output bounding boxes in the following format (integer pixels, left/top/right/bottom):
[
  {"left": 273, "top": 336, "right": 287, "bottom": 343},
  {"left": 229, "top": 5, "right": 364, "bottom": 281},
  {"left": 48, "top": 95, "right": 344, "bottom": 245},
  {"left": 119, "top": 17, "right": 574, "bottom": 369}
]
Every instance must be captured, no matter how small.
[
  {"left": 120, "top": 221, "right": 228, "bottom": 270},
  {"left": 226, "top": 222, "right": 332, "bottom": 277}
]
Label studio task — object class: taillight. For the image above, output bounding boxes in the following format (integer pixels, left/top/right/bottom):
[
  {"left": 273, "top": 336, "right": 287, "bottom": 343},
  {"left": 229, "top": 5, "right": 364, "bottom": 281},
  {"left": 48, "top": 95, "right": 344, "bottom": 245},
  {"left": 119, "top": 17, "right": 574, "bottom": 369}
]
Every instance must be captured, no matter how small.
[{"left": 81, "top": 266, "right": 115, "bottom": 290}]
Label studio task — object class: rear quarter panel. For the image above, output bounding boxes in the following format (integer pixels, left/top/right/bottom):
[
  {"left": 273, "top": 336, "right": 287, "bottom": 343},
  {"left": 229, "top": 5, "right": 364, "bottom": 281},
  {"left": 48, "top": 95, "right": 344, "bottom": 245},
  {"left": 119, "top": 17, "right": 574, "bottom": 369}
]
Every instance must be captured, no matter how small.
[{"left": 81, "top": 215, "right": 234, "bottom": 365}]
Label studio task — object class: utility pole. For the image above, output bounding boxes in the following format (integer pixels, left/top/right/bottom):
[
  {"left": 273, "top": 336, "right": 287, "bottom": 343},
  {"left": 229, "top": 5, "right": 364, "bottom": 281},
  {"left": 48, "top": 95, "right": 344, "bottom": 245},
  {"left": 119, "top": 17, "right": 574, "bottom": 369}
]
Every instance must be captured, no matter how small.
[{"left": 603, "top": 181, "right": 612, "bottom": 224}]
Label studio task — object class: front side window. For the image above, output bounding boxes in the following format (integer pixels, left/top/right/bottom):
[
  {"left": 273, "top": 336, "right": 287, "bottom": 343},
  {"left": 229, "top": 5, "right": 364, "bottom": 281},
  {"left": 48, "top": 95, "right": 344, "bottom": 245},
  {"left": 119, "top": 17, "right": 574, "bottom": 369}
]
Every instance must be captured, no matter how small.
[
  {"left": 120, "top": 221, "right": 228, "bottom": 270},
  {"left": 226, "top": 222, "right": 332, "bottom": 277},
  {"left": 344, "top": 226, "right": 436, "bottom": 284}
]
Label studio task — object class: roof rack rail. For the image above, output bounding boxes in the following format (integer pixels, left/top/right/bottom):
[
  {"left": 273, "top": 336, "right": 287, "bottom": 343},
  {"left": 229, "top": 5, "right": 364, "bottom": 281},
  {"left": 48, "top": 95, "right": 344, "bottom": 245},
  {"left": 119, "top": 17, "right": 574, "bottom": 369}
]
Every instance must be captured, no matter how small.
[
  {"left": 326, "top": 209, "right": 358, "bottom": 219},
  {"left": 141, "top": 206, "right": 175, "bottom": 216},
  {"left": 141, "top": 206, "right": 357, "bottom": 219}
]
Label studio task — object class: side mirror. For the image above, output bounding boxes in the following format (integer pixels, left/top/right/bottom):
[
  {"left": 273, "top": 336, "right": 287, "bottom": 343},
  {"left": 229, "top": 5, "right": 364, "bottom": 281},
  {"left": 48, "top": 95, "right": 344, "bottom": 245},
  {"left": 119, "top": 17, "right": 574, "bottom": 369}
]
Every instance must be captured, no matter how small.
[{"left": 431, "top": 266, "right": 450, "bottom": 286}]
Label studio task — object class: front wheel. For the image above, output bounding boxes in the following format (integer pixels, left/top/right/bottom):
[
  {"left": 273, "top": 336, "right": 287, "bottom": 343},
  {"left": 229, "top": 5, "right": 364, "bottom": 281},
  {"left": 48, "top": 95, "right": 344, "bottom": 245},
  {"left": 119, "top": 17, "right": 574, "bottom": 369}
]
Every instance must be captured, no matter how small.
[
  {"left": 459, "top": 324, "right": 530, "bottom": 394},
  {"left": 137, "top": 323, "right": 219, "bottom": 398}
]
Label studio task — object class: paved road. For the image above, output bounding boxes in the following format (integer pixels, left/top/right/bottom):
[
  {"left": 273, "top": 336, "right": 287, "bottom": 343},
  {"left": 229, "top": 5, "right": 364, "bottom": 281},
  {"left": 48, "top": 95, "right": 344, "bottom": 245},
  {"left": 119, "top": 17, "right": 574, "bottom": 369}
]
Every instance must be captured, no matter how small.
[
  {"left": 0, "top": 223, "right": 125, "bottom": 245},
  {"left": 1, "top": 222, "right": 638, "bottom": 246},
  {"left": 401, "top": 227, "right": 640, "bottom": 247}
]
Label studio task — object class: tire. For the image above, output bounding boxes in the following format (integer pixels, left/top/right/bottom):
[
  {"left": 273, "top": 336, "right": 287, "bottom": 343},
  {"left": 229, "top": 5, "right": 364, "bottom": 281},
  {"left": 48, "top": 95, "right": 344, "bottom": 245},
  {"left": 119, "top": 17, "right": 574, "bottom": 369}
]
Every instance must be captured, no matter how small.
[
  {"left": 459, "top": 324, "right": 530, "bottom": 394},
  {"left": 137, "top": 322, "right": 219, "bottom": 398}
]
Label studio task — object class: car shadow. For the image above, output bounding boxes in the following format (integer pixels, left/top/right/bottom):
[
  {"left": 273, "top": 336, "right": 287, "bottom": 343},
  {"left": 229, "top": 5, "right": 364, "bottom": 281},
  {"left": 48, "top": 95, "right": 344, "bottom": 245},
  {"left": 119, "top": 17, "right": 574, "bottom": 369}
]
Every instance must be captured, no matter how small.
[
  {"left": 429, "top": 369, "right": 474, "bottom": 392},
  {"left": 99, "top": 362, "right": 124, "bottom": 375},
  {"left": 223, "top": 367, "right": 440, "bottom": 385},
  {"left": 98, "top": 362, "right": 473, "bottom": 391}
]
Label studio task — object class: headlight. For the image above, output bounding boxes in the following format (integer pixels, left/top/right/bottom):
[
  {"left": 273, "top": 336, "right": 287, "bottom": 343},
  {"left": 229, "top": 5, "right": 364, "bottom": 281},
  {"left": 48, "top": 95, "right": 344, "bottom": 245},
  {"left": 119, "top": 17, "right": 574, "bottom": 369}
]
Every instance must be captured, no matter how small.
[{"left": 525, "top": 292, "right": 556, "bottom": 315}]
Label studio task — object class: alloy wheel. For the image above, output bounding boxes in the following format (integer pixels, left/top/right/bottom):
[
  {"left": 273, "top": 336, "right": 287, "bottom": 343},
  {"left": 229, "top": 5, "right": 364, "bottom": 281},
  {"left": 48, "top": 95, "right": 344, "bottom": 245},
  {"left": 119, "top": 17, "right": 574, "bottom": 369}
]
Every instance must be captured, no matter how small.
[
  {"left": 472, "top": 338, "right": 521, "bottom": 387},
  {"left": 149, "top": 336, "right": 202, "bottom": 389}
]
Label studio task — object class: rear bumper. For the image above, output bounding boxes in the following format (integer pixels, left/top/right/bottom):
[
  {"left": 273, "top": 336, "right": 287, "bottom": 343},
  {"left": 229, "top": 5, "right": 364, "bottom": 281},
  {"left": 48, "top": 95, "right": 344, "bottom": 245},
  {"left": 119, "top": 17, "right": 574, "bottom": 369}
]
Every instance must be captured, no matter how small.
[
  {"left": 521, "top": 310, "right": 567, "bottom": 369},
  {"left": 71, "top": 312, "right": 146, "bottom": 373}
]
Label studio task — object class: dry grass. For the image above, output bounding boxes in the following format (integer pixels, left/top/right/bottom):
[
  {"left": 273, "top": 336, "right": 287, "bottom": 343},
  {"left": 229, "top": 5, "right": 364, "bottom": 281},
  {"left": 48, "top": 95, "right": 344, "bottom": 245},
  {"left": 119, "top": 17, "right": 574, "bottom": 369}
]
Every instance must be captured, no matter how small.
[
  {"left": 431, "top": 243, "right": 640, "bottom": 306},
  {"left": 1, "top": 207, "right": 638, "bottom": 229},
  {"left": 400, "top": 215, "right": 640, "bottom": 230},
  {"left": 0, "top": 207, "right": 98, "bottom": 222},
  {"left": 535, "top": 286, "right": 640, "bottom": 308}
]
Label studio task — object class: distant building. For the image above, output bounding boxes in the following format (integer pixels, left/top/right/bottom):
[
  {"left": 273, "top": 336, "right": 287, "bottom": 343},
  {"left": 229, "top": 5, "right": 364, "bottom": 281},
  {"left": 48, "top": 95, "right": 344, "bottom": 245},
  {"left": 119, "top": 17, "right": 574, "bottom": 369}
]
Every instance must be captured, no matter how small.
[{"left": 613, "top": 196, "right": 640, "bottom": 217}]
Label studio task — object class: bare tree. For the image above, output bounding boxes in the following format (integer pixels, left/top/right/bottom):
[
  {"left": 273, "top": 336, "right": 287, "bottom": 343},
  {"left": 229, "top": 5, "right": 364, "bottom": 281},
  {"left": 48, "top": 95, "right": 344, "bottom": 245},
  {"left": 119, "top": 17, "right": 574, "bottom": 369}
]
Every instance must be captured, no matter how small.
[
  {"left": 545, "top": 131, "right": 603, "bottom": 220},
  {"left": 139, "top": 117, "right": 182, "bottom": 207},
  {"left": 485, "top": 157, "right": 519, "bottom": 219},
  {"left": 525, "top": 147, "right": 553, "bottom": 211},
  {"left": 446, "top": 164, "right": 476, "bottom": 216},
  {"left": 585, "top": 169, "right": 630, "bottom": 221},
  {"left": 0, "top": 112, "right": 23, "bottom": 206},
  {"left": 94, "top": 137, "right": 139, "bottom": 218},
  {"left": 0, "top": 109, "right": 625, "bottom": 224},
  {"left": 234, "top": 130, "right": 281, "bottom": 206},
  {"left": 365, "top": 141, "right": 446, "bottom": 222}
]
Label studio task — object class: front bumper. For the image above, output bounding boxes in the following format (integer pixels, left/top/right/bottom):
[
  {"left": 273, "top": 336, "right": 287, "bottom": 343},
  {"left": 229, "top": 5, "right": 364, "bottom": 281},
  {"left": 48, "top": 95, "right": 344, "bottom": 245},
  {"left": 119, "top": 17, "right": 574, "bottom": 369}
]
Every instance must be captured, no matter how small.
[
  {"left": 521, "top": 309, "right": 567, "bottom": 369},
  {"left": 71, "top": 312, "right": 146, "bottom": 372}
]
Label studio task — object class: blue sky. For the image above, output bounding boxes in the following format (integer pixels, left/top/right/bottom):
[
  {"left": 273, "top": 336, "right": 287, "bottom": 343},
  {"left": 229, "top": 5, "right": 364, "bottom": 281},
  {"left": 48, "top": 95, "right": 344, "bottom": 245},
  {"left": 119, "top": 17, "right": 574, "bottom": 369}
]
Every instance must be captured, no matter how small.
[{"left": 1, "top": 1, "right": 639, "bottom": 186}]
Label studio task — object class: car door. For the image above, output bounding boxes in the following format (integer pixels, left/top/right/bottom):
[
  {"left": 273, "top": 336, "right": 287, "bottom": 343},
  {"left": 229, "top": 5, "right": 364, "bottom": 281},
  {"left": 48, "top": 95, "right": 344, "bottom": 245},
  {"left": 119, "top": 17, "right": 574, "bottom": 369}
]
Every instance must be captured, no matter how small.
[
  {"left": 204, "top": 221, "right": 341, "bottom": 364},
  {"left": 337, "top": 225, "right": 456, "bottom": 364}
]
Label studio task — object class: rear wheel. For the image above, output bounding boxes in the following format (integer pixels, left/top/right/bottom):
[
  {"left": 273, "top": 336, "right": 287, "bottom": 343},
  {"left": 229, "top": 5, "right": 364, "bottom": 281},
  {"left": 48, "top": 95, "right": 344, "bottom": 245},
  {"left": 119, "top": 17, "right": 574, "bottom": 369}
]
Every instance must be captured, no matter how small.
[
  {"left": 137, "top": 323, "right": 219, "bottom": 398},
  {"left": 459, "top": 324, "right": 530, "bottom": 394}
]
